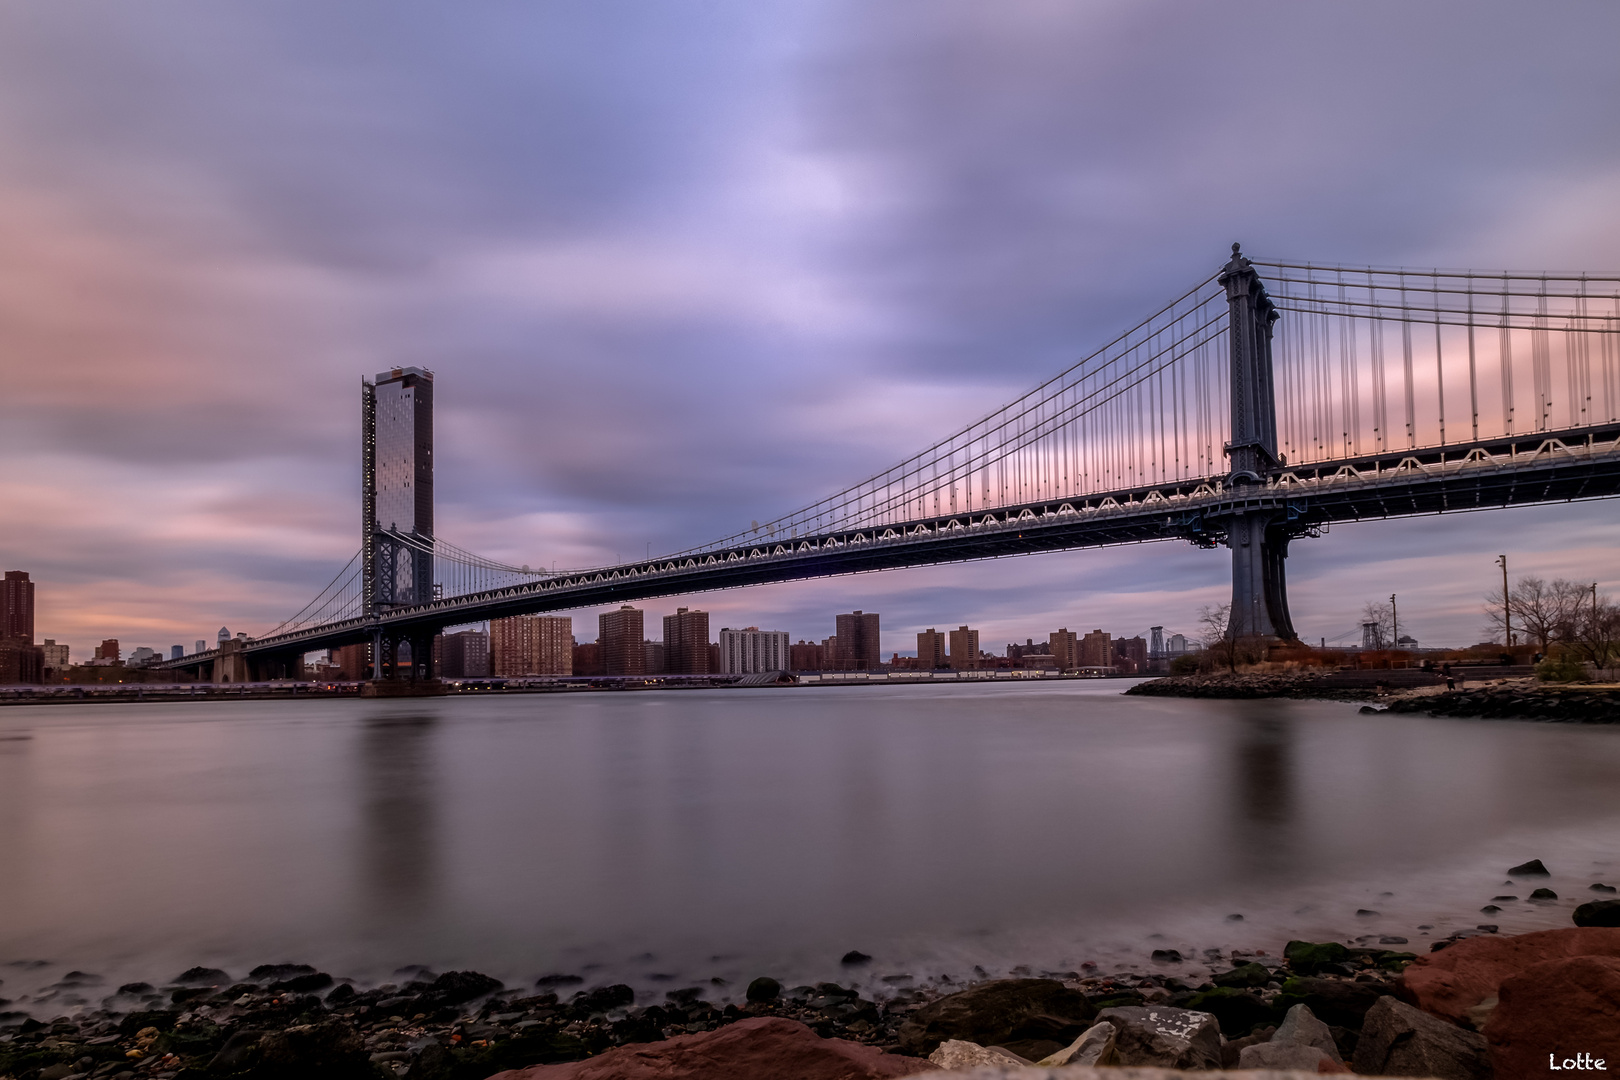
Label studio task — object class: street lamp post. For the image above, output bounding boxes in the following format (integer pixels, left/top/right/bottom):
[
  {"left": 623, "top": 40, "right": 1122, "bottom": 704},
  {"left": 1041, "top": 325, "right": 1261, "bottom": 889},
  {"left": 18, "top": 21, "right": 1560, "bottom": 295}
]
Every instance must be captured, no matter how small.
[{"left": 1497, "top": 555, "right": 1513, "bottom": 648}]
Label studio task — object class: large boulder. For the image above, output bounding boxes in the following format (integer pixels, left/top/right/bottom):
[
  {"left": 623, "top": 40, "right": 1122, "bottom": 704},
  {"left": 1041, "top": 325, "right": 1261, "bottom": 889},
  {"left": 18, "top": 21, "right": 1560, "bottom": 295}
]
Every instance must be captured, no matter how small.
[
  {"left": 1239, "top": 1002, "right": 1354, "bottom": 1073},
  {"left": 485, "top": 1017, "right": 935, "bottom": 1079},
  {"left": 1238, "top": 1042, "right": 1350, "bottom": 1072},
  {"left": 925, "top": 1041, "right": 1028, "bottom": 1068},
  {"left": 1093, "top": 1005, "right": 1222, "bottom": 1070},
  {"left": 1210, "top": 962, "right": 1272, "bottom": 989},
  {"left": 1282, "top": 940, "right": 1349, "bottom": 975},
  {"left": 895, "top": 979, "right": 1094, "bottom": 1061},
  {"left": 419, "top": 970, "right": 504, "bottom": 1006},
  {"left": 253, "top": 1020, "right": 373, "bottom": 1080},
  {"left": 1400, "top": 926, "right": 1620, "bottom": 1024},
  {"left": 1035, "top": 1022, "right": 1117, "bottom": 1067},
  {"left": 1574, "top": 899, "right": 1620, "bottom": 927},
  {"left": 1271, "top": 1003, "right": 1343, "bottom": 1063},
  {"left": 1484, "top": 954, "right": 1620, "bottom": 1077},
  {"left": 1352, "top": 997, "right": 1492, "bottom": 1080}
]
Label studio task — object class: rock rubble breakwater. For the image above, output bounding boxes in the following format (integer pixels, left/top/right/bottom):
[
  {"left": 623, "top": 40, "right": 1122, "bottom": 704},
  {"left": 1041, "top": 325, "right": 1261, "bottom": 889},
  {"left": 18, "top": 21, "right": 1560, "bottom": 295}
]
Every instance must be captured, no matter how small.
[{"left": 1129, "top": 671, "right": 1620, "bottom": 723}]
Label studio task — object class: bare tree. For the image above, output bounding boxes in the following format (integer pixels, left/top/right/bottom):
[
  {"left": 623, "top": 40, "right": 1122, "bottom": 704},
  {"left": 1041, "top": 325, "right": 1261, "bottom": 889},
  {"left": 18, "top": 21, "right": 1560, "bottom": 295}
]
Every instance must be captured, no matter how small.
[
  {"left": 1485, "top": 576, "right": 1583, "bottom": 651},
  {"left": 1559, "top": 585, "right": 1620, "bottom": 670},
  {"left": 1198, "top": 602, "right": 1234, "bottom": 673},
  {"left": 1359, "top": 600, "right": 1394, "bottom": 648}
]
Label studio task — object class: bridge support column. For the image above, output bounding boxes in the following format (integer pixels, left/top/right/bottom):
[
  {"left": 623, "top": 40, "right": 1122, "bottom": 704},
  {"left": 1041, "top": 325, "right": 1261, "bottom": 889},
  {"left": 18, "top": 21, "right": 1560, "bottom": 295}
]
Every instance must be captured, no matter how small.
[
  {"left": 408, "top": 632, "right": 435, "bottom": 680},
  {"left": 212, "top": 638, "right": 251, "bottom": 683},
  {"left": 373, "top": 632, "right": 396, "bottom": 680},
  {"left": 1227, "top": 511, "right": 1297, "bottom": 641},
  {"left": 1219, "top": 245, "right": 1298, "bottom": 643}
]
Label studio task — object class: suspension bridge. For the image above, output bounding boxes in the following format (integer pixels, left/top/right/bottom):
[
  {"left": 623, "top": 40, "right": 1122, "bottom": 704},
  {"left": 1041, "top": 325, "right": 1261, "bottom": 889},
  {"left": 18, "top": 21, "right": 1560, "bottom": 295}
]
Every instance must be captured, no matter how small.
[{"left": 157, "top": 246, "right": 1620, "bottom": 681}]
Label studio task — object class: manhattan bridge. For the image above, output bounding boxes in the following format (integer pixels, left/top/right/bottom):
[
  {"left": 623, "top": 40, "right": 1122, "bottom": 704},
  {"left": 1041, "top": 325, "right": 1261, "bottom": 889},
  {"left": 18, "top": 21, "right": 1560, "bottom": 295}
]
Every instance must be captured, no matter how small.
[{"left": 158, "top": 247, "right": 1620, "bottom": 682}]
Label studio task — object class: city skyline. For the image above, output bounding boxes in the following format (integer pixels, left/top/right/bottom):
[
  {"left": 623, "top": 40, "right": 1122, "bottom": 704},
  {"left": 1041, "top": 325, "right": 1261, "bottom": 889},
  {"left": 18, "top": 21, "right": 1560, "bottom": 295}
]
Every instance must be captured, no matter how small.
[
  {"left": 2, "top": 3, "right": 1618, "bottom": 657},
  {"left": 2, "top": 560, "right": 1598, "bottom": 667}
]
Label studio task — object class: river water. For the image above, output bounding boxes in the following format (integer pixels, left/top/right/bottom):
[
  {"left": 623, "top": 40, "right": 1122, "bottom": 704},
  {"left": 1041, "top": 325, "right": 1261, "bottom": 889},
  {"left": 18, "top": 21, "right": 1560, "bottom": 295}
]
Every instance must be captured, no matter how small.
[{"left": 2, "top": 680, "right": 1618, "bottom": 1012}]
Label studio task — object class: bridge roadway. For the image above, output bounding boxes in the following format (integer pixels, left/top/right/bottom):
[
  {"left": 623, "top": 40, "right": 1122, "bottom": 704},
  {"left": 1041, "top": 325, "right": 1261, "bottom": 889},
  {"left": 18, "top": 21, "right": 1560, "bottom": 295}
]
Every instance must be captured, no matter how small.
[{"left": 158, "top": 422, "right": 1620, "bottom": 674}]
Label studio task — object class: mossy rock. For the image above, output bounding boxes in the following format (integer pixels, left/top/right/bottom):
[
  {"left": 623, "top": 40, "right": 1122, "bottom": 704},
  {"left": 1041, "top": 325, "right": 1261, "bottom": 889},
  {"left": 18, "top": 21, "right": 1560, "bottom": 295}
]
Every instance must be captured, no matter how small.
[
  {"left": 1211, "top": 962, "right": 1272, "bottom": 989},
  {"left": 1283, "top": 940, "right": 1349, "bottom": 974},
  {"left": 1374, "top": 950, "right": 1417, "bottom": 971}
]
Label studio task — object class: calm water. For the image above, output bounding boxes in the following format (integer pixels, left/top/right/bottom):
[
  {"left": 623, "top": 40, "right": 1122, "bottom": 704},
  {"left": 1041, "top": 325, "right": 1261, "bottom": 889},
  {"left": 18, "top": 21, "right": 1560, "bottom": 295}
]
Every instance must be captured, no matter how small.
[{"left": 2, "top": 681, "right": 1618, "bottom": 1011}]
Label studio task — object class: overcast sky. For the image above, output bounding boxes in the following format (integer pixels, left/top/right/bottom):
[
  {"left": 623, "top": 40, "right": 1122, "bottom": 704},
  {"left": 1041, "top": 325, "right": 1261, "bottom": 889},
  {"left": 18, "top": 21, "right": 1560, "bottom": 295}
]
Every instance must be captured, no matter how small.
[{"left": 2, "top": 1, "right": 1617, "bottom": 658}]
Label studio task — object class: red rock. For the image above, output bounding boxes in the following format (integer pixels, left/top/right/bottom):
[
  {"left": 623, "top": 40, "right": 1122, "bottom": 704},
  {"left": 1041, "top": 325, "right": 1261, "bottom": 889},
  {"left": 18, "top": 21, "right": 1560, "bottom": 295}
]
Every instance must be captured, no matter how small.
[
  {"left": 1485, "top": 954, "right": 1620, "bottom": 1079},
  {"left": 485, "top": 1017, "right": 937, "bottom": 1080},
  {"left": 1400, "top": 926, "right": 1620, "bottom": 1024}
]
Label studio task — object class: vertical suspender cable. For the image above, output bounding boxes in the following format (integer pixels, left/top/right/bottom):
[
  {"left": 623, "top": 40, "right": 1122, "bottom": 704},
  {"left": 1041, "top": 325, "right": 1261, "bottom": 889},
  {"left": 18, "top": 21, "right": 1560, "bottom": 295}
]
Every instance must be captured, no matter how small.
[
  {"left": 1467, "top": 279, "right": 1480, "bottom": 441},
  {"left": 1501, "top": 272, "right": 1515, "bottom": 435},
  {"left": 1401, "top": 273, "right": 1416, "bottom": 448},
  {"left": 1433, "top": 270, "right": 1446, "bottom": 446}
]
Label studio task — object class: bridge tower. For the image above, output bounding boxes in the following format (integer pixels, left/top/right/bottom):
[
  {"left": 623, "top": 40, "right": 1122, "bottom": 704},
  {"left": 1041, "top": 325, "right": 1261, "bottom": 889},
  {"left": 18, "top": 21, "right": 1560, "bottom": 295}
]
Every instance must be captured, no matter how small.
[
  {"left": 1218, "top": 245, "right": 1298, "bottom": 641},
  {"left": 362, "top": 367, "right": 437, "bottom": 677}
]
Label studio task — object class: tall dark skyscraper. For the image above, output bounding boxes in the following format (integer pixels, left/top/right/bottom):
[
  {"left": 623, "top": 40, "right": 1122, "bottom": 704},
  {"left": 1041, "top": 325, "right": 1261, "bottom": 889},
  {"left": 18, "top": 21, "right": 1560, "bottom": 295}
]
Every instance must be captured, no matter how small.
[
  {"left": 1, "top": 571, "right": 35, "bottom": 643},
  {"left": 363, "top": 367, "right": 434, "bottom": 612}
]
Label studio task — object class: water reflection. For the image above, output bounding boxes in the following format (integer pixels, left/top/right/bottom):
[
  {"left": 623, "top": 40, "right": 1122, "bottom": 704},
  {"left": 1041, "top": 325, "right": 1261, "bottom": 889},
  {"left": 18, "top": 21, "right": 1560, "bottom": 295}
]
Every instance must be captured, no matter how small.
[
  {"left": 358, "top": 711, "right": 440, "bottom": 921},
  {"left": 1228, "top": 706, "right": 1298, "bottom": 877},
  {"left": 5, "top": 688, "right": 1620, "bottom": 1000}
]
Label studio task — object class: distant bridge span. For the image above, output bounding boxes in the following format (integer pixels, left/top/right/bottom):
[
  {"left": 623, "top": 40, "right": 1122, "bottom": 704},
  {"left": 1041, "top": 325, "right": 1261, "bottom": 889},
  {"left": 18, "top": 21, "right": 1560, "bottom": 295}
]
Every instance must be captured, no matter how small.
[
  {"left": 162, "top": 423, "right": 1620, "bottom": 678},
  {"left": 156, "top": 248, "right": 1620, "bottom": 680}
]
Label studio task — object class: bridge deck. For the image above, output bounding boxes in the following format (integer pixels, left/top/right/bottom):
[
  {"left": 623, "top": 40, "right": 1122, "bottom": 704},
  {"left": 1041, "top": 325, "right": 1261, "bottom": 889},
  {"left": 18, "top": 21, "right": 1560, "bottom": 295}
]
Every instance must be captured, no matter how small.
[{"left": 157, "top": 424, "right": 1620, "bottom": 669}]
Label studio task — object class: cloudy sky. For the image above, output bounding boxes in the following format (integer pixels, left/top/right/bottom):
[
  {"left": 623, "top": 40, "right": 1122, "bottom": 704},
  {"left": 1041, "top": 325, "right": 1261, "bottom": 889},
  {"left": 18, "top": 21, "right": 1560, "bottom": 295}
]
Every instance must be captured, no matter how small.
[{"left": 2, "top": 1, "right": 1617, "bottom": 659}]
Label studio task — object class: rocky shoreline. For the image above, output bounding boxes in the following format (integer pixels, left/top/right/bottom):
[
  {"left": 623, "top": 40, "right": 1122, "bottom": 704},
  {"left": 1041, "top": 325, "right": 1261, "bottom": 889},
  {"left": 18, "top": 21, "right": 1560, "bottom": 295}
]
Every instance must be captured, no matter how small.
[
  {"left": 0, "top": 947, "right": 1413, "bottom": 1080},
  {"left": 4, "top": 893, "right": 1619, "bottom": 1080},
  {"left": 1128, "top": 671, "right": 1620, "bottom": 722},
  {"left": 1127, "top": 670, "right": 1432, "bottom": 705},
  {"left": 1380, "top": 682, "right": 1620, "bottom": 723}
]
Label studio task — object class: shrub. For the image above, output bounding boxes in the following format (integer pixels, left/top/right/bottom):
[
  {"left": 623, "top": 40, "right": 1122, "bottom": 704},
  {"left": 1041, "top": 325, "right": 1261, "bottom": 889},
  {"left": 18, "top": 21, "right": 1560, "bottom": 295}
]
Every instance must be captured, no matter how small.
[{"left": 1536, "top": 652, "right": 1589, "bottom": 683}]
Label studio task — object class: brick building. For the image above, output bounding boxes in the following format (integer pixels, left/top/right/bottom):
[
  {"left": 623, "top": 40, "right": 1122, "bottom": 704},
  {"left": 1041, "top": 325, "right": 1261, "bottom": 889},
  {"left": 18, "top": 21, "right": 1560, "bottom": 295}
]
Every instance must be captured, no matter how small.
[
  {"left": 1049, "top": 628, "right": 1080, "bottom": 671},
  {"left": 1, "top": 571, "right": 34, "bottom": 643},
  {"left": 336, "top": 643, "right": 370, "bottom": 680},
  {"left": 1080, "top": 629, "right": 1113, "bottom": 668},
  {"left": 833, "top": 611, "right": 881, "bottom": 671},
  {"left": 490, "top": 615, "right": 570, "bottom": 676},
  {"left": 0, "top": 642, "right": 43, "bottom": 684},
  {"left": 439, "top": 628, "right": 491, "bottom": 678},
  {"left": 572, "top": 641, "right": 604, "bottom": 676},
  {"left": 948, "top": 625, "right": 980, "bottom": 671},
  {"left": 664, "top": 607, "right": 711, "bottom": 674},
  {"left": 1114, "top": 635, "right": 1148, "bottom": 675},
  {"left": 599, "top": 605, "right": 646, "bottom": 676},
  {"left": 917, "top": 628, "right": 947, "bottom": 669},
  {"left": 789, "top": 640, "right": 825, "bottom": 671}
]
